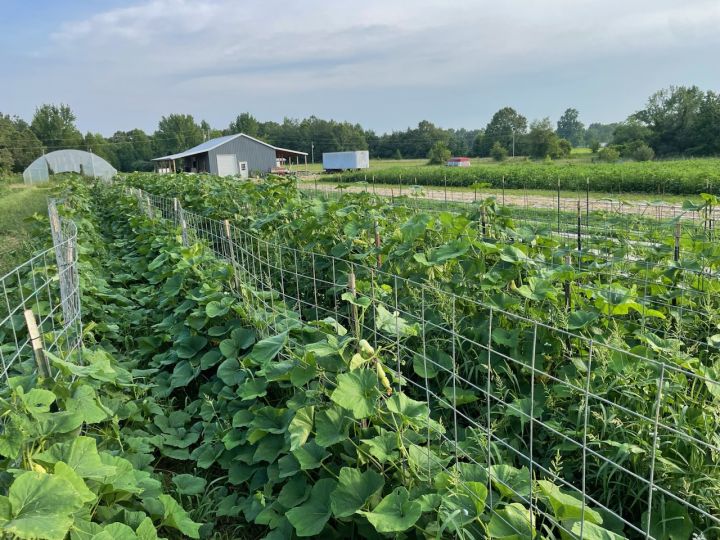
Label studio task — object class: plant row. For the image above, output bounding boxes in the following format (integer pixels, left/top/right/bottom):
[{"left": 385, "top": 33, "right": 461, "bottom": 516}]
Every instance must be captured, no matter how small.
[
  {"left": 118, "top": 172, "right": 720, "bottom": 538},
  {"left": 326, "top": 159, "right": 720, "bottom": 194}
]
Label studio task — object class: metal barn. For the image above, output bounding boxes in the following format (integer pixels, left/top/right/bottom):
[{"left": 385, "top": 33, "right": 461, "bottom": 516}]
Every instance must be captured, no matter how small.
[{"left": 153, "top": 133, "right": 307, "bottom": 177}]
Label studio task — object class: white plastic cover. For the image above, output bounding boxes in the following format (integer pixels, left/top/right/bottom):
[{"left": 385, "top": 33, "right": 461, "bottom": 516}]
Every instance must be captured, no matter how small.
[{"left": 23, "top": 149, "right": 117, "bottom": 183}]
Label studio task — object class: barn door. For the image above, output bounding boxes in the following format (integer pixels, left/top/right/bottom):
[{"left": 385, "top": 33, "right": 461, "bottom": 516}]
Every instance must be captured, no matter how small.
[
  {"left": 239, "top": 161, "right": 249, "bottom": 179},
  {"left": 216, "top": 154, "right": 239, "bottom": 176}
]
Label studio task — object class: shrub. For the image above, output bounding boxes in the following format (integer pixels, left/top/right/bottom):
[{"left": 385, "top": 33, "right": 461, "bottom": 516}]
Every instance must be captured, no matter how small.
[
  {"left": 598, "top": 146, "right": 620, "bottom": 162},
  {"left": 557, "top": 138, "right": 572, "bottom": 158},
  {"left": 589, "top": 139, "right": 601, "bottom": 153},
  {"left": 489, "top": 141, "right": 508, "bottom": 161},
  {"left": 427, "top": 141, "right": 451, "bottom": 165},
  {"left": 631, "top": 142, "right": 655, "bottom": 161}
]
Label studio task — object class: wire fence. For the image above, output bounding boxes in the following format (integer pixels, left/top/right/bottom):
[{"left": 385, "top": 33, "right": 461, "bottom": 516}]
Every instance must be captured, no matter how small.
[
  {"left": 0, "top": 199, "right": 82, "bottom": 380},
  {"left": 130, "top": 186, "right": 720, "bottom": 539}
]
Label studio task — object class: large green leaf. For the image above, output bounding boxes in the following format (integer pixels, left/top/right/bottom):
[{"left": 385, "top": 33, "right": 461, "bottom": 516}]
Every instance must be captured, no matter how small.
[
  {"left": 537, "top": 480, "right": 602, "bottom": 524},
  {"left": 90, "top": 522, "right": 138, "bottom": 540},
  {"left": 172, "top": 474, "right": 207, "bottom": 496},
  {"left": 19, "top": 388, "right": 56, "bottom": 416},
  {"left": 292, "top": 440, "right": 330, "bottom": 470},
  {"left": 247, "top": 332, "right": 287, "bottom": 365},
  {"left": 158, "top": 494, "right": 201, "bottom": 539},
  {"left": 286, "top": 478, "right": 337, "bottom": 537},
  {"left": 175, "top": 335, "right": 207, "bottom": 359},
  {"left": 2, "top": 471, "right": 84, "bottom": 540},
  {"left": 487, "top": 503, "right": 535, "bottom": 539},
  {"left": 34, "top": 437, "right": 116, "bottom": 480},
  {"left": 360, "top": 487, "right": 422, "bottom": 533},
  {"left": 641, "top": 501, "right": 694, "bottom": 540},
  {"left": 331, "top": 467, "right": 384, "bottom": 517},
  {"left": 315, "top": 406, "right": 351, "bottom": 447},
  {"left": 571, "top": 521, "right": 627, "bottom": 540},
  {"left": 288, "top": 406, "right": 314, "bottom": 451},
  {"left": 331, "top": 370, "right": 380, "bottom": 419},
  {"left": 490, "top": 464, "right": 531, "bottom": 500},
  {"left": 53, "top": 462, "right": 96, "bottom": 504},
  {"left": 375, "top": 305, "right": 419, "bottom": 337},
  {"left": 65, "top": 385, "right": 110, "bottom": 424}
]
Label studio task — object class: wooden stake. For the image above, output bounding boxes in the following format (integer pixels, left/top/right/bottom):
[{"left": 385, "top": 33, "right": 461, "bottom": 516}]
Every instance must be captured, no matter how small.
[
  {"left": 24, "top": 309, "right": 50, "bottom": 378},
  {"left": 374, "top": 220, "right": 382, "bottom": 268}
]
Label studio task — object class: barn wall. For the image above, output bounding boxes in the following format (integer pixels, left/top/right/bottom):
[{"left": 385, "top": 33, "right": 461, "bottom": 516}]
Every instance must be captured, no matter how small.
[{"left": 208, "top": 136, "right": 276, "bottom": 175}]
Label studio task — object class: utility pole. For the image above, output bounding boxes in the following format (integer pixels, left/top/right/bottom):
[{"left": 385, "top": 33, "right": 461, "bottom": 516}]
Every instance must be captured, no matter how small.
[
  {"left": 512, "top": 129, "right": 515, "bottom": 158},
  {"left": 311, "top": 141, "right": 315, "bottom": 164}
]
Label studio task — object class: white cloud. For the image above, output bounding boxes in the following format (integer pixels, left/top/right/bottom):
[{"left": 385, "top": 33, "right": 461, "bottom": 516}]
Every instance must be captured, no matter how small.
[{"left": 8, "top": 0, "right": 717, "bottom": 132}]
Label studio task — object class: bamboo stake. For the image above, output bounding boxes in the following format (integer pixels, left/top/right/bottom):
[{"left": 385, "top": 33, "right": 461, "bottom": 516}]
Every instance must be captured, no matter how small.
[{"left": 24, "top": 310, "right": 50, "bottom": 378}]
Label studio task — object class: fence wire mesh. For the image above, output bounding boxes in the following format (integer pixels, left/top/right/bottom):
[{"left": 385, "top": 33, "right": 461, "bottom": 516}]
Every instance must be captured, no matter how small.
[
  {"left": 0, "top": 199, "right": 82, "bottom": 380},
  {"left": 131, "top": 186, "right": 720, "bottom": 539}
]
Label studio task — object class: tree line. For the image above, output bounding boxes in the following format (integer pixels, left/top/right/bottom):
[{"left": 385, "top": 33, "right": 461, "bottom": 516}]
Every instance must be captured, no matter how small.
[{"left": 1, "top": 85, "right": 718, "bottom": 174}]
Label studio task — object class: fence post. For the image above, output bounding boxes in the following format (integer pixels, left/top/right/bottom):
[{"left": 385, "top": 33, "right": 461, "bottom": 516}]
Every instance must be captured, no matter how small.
[
  {"left": 374, "top": 219, "right": 382, "bottom": 268},
  {"left": 48, "top": 200, "right": 75, "bottom": 328},
  {"left": 586, "top": 178, "right": 590, "bottom": 228},
  {"left": 24, "top": 309, "right": 51, "bottom": 378},
  {"left": 557, "top": 178, "right": 561, "bottom": 234},
  {"left": 502, "top": 175, "right": 505, "bottom": 206},
  {"left": 564, "top": 255, "right": 572, "bottom": 311}
]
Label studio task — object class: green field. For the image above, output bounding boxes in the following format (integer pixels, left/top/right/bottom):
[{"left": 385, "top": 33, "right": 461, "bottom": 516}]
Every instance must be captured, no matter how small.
[
  {"left": 0, "top": 180, "right": 51, "bottom": 274},
  {"left": 322, "top": 157, "right": 720, "bottom": 195}
]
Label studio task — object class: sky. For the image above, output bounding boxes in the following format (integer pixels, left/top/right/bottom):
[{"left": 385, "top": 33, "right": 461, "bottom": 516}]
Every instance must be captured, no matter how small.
[{"left": 1, "top": 0, "right": 719, "bottom": 136}]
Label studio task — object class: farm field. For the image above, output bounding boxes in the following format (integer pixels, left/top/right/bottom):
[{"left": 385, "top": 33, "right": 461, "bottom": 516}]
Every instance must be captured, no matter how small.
[
  {"left": 0, "top": 179, "right": 51, "bottom": 274},
  {"left": 295, "top": 148, "right": 595, "bottom": 174},
  {"left": 322, "top": 157, "right": 720, "bottom": 195},
  {"left": 1, "top": 172, "right": 719, "bottom": 539}
]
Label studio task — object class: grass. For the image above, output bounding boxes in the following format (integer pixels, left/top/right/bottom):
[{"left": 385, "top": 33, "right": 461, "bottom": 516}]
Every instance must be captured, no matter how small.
[{"left": 0, "top": 182, "right": 51, "bottom": 275}]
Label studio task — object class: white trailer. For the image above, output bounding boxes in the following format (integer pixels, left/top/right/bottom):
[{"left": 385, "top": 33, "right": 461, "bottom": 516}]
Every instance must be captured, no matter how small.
[{"left": 322, "top": 151, "right": 370, "bottom": 171}]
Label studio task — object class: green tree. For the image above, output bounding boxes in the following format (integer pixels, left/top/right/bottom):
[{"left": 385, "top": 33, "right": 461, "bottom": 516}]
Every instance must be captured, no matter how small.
[
  {"left": 393, "top": 149, "right": 402, "bottom": 160},
  {"left": 489, "top": 141, "right": 508, "bottom": 161},
  {"left": 153, "top": 114, "right": 204, "bottom": 157},
  {"left": 556, "top": 108, "right": 585, "bottom": 146},
  {"left": 632, "top": 86, "right": 720, "bottom": 156},
  {"left": 227, "top": 113, "right": 260, "bottom": 137},
  {"left": 0, "top": 114, "right": 44, "bottom": 172},
  {"left": 30, "top": 104, "right": 83, "bottom": 151},
  {"left": 589, "top": 139, "right": 600, "bottom": 153},
  {"left": 585, "top": 122, "right": 618, "bottom": 144},
  {"left": 477, "top": 107, "right": 527, "bottom": 156},
  {"left": 526, "top": 118, "right": 562, "bottom": 159},
  {"left": 0, "top": 116, "right": 13, "bottom": 173},
  {"left": 612, "top": 119, "right": 652, "bottom": 146},
  {"left": 427, "top": 141, "right": 451, "bottom": 165},
  {"left": 109, "top": 129, "right": 154, "bottom": 172},
  {"left": 84, "top": 132, "right": 117, "bottom": 168}
]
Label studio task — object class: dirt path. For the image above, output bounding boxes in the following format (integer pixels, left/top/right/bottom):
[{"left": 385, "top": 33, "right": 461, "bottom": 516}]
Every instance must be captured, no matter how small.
[{"left": 303, "top": 183, "right": 692, "bottom": 220}]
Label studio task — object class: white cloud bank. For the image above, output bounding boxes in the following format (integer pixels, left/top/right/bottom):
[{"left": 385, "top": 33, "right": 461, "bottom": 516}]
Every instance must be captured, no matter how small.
[{"left": 9, "top": 0, "right": 720, "bottom": 132}]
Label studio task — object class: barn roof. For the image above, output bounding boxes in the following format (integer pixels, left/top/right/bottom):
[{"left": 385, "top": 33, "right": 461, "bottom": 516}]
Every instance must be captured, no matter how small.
[{"left": 153, "top": 133, "right": 307, "bottom": 161}]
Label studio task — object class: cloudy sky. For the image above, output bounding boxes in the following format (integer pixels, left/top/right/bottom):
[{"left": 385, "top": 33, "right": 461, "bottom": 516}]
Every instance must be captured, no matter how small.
[{"left": 2, "top": 0, "right": 719, "bottom": 135}]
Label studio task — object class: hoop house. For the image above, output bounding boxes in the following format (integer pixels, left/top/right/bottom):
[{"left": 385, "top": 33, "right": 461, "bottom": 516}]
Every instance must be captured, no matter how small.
[{"left": 23, "top": 149, "right": 117, "bottom": 183}]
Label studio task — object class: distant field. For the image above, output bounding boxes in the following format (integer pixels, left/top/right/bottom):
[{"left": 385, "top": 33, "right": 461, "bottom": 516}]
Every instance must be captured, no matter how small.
[
  {"left": 316, "top": 157, "right": 720, "bottom": 195},
  {"left": 0, "top": 180, "right": 50, "bottom": 274},
  {"left": 297, "top": 149, "right": 594, "bottom": 174}
]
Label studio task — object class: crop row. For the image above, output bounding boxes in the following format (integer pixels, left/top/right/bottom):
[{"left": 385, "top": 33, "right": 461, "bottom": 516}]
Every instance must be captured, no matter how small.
[
  {"left": 119, "top": 172, "right": 720, "bottom": 538},
  {"left": 327, "top": 159, "right": 720, "bottom": 194}
]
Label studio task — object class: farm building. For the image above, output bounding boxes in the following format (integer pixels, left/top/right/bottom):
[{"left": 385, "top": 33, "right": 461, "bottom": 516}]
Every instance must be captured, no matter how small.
[
  {"left": 152, "top": 133, "right": 307, "bottom": 177},
  {"left": 446, "top": 157, "right": 472, "bottom": 167},
  {"left": 23, "top": 149, "right": 117, "bottom": 183}
]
